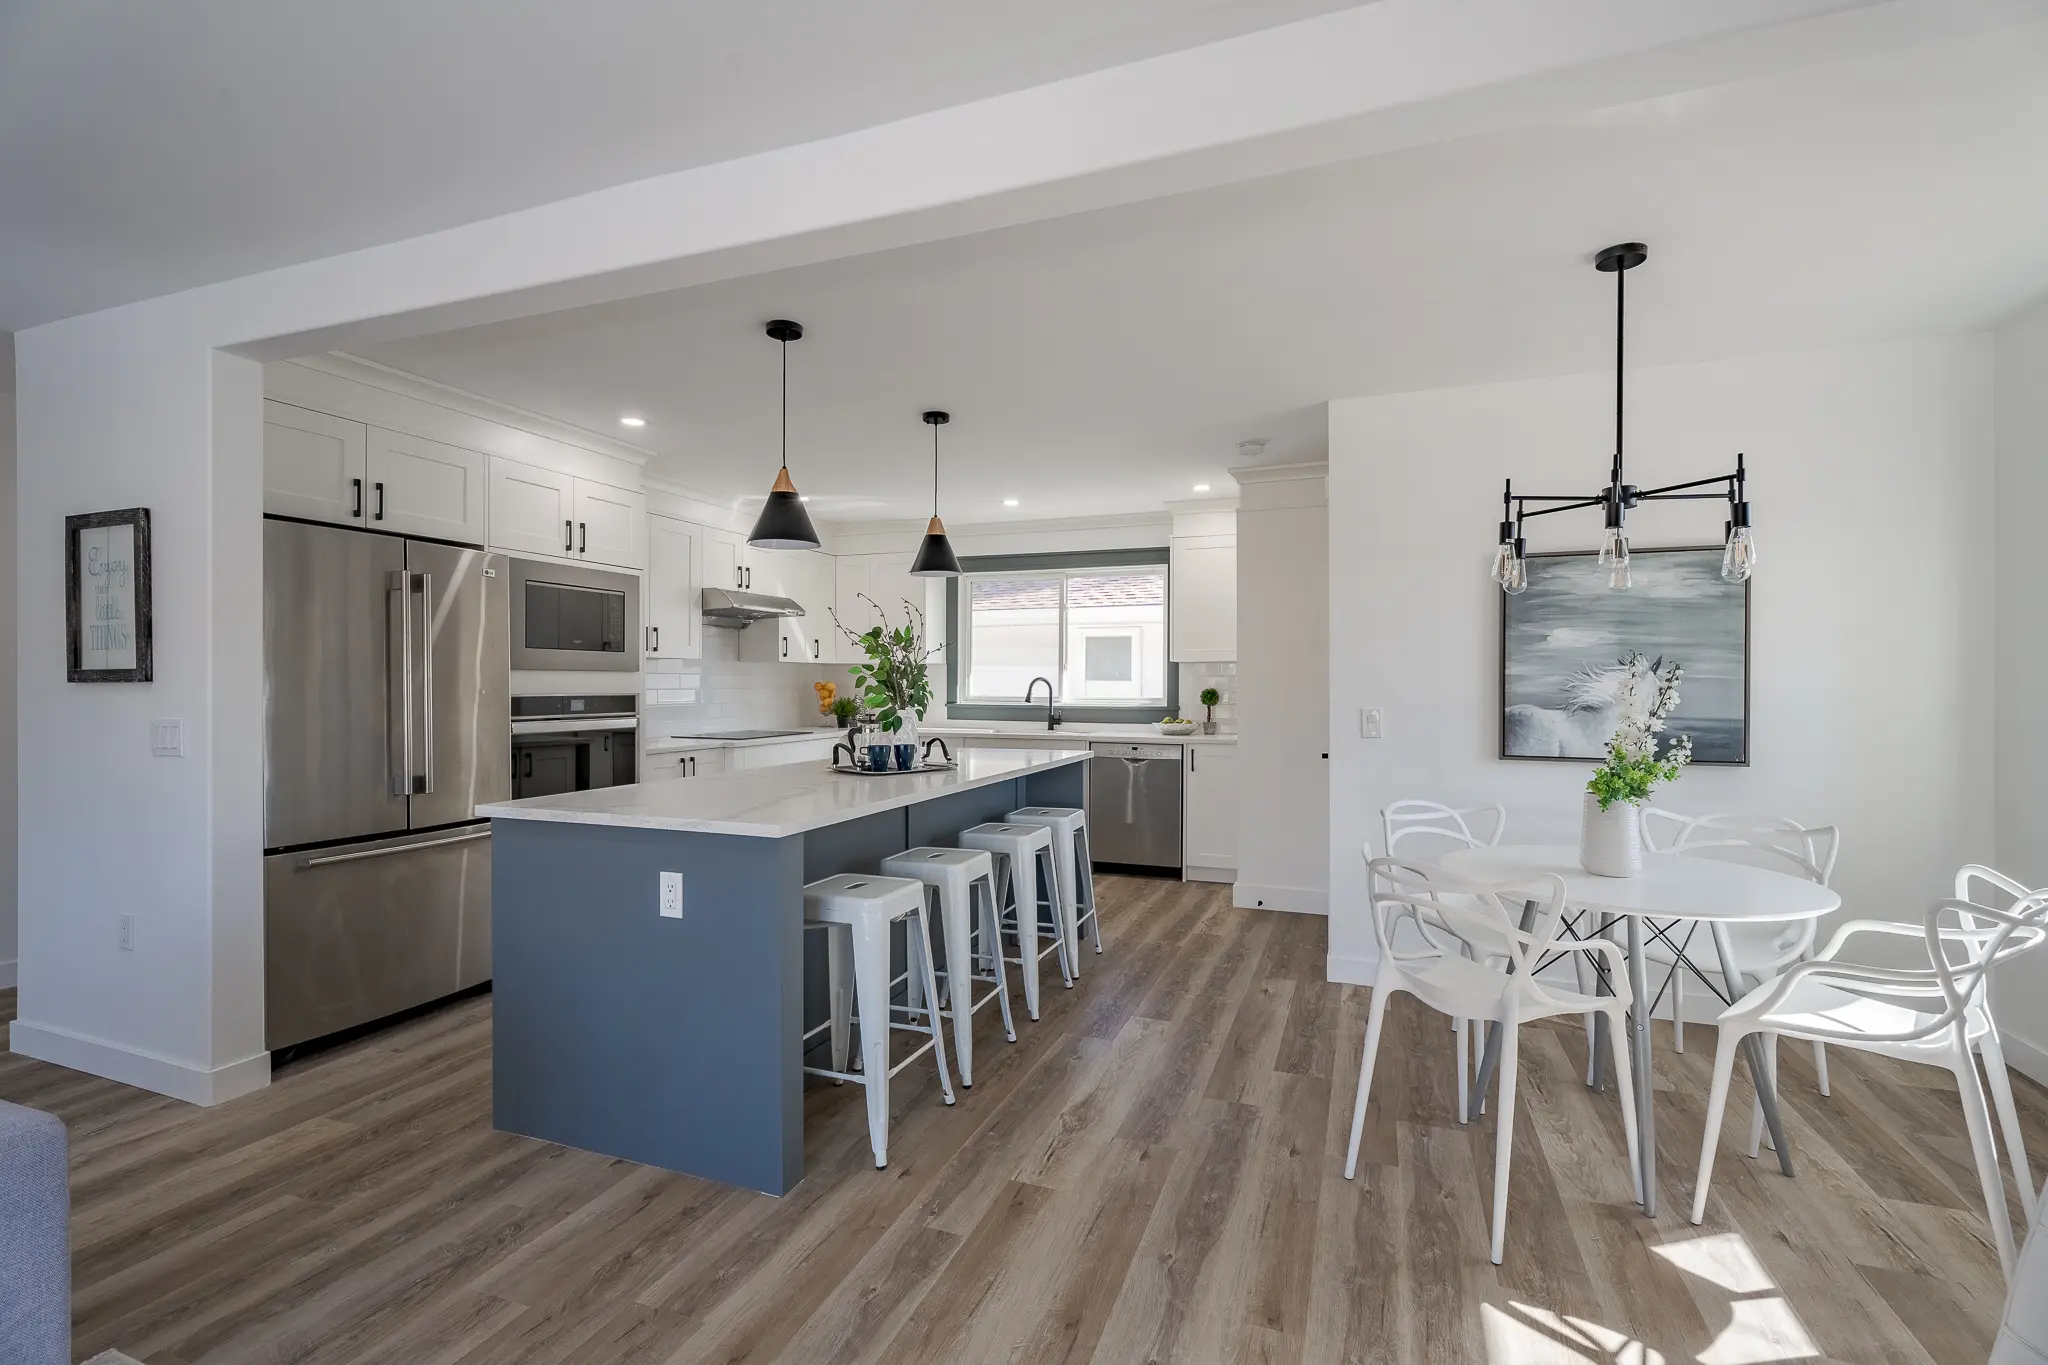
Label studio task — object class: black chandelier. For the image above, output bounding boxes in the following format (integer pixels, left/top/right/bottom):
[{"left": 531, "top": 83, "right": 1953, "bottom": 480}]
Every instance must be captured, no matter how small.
[{"left": 1491, "top": 243, "right": 1755, "bottom": 595}]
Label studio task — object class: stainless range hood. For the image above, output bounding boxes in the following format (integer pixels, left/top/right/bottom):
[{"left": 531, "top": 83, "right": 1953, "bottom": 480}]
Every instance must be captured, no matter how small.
[{"left": 700, "top": 586, "right": 806, "bottom": 627}]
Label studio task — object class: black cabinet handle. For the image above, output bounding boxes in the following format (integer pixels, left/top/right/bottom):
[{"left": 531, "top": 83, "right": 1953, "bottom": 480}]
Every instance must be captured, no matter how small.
[
  {"left": 687, "top": 756, "right": 696, "bottom": 776},
  {"left": 373, "top": 482, "right": 385, "bottom": 520},
  {"left": 648, "top": 625, "right": 659, "bottom": 653},
  {"left": 811, "top": 640, "right": 819, "bottom": 659},
  {"left": 523, "top": 753, "right": 532, "bottom": 778},
  {"left": 1190, "top": 748, "right": 1197, "bottom": 771},
  {"left": 352, "top": 478, "right": 363, "bottom": 518},
  {"left": 781, "top": 636, "right": 789, "bottom": 659},
  {"left": 579, "top": 522, "right": 587, "bottom": 554},
  {"left": 564, "top": 520, "right": 573, "bottom": 553}
]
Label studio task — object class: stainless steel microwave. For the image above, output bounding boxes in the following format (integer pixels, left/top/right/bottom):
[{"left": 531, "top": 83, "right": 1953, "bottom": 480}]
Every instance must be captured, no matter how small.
[{"left": 508, "top": 558, "right": 640, "bottom": 673}]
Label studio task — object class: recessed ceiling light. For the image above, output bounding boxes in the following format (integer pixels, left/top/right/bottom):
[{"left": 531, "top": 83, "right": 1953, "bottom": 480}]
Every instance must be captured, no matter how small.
[
  {"left": 1193, "top": 483, "right": 1211, "bottom": 492},
  {"left": 1003, "top": 498, "right": 1020, "bottom": 507},
  {"left": 619, "top": 415, "right": 646, "bottom": 428},
  {"left": 800, "top": 496, "right": 811, "bottom": 503}
]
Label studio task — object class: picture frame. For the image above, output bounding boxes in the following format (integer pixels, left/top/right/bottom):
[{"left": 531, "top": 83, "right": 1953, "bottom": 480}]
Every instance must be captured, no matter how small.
[
  {"left": 66, "top": 507, "right": 153, "bottom": 683},
  {"left": 1500, "top": 544, "right": 1749, "bottom": 765}
]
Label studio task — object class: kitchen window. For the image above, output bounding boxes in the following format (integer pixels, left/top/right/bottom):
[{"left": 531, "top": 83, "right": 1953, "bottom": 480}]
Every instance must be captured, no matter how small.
[{"left": 947, "top": 550, "right": 1175, "bottom": 720}]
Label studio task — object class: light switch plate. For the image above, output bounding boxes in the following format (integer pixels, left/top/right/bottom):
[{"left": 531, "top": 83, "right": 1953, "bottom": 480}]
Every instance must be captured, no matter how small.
[
  {"left": 151, "top": 718, "right": 185, "bottom": 757},
  {"left": 1362, "top": 708, "right": 1384, "bottom": 739},
  {"left": 659, "top": 871, "right": 684, "bottom": 919}
]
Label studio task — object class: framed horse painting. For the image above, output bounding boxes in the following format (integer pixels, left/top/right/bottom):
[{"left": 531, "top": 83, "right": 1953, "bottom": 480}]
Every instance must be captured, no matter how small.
[{"left": 1500, "top": 545, "right": 1749, "bottom": 765}]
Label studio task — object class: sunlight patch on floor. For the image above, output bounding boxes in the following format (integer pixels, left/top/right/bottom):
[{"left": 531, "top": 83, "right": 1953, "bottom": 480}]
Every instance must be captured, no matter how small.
[
  {"left": 1652, "top": 1232, "right": 1778, "bottom": 1294},
  {"left": 1484, "top": 1302, "right": 1667, "bottom": 1364},
  {"left": 1695, "top": 1298, "right": 1821, "bottom": 1365}
]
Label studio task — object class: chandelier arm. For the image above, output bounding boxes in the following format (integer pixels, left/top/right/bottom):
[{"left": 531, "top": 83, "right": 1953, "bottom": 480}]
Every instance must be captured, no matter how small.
[
  {"left": 1517, "top": 496, "right": 1608, "bottom": 519},
  {"left": 1638, "top": 492, "right": 1734, "bottom": 502},
  {"left": 1635, "top": 472, "right": 1739, "bottom": 499}
]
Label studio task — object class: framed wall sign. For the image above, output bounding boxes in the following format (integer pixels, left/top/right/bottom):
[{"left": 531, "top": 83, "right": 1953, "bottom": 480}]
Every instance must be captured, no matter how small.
[
  {"left": 1501, "top": 544, "right": 1750, "bottom": 765},
  {"left": 67, "top": 507, "right": 153, "bottom": 683}
]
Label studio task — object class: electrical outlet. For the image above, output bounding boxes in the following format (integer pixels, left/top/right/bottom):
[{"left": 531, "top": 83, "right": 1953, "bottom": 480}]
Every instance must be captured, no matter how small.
[
  {"left": 659, "top": 871, "right": 684, "bottom": 919},
  {"left": 118, "top": 914, "right": 136, "bottom": 951},
  {"left": 1362, "top": 708, "right": 1384, "bottom": 739}
]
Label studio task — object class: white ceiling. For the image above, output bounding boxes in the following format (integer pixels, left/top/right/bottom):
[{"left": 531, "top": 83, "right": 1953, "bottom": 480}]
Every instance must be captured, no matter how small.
[
  {"left": 350, "top": 25, "right": 2048, "bottom": 524},
  {"left": 0, "top": 0, "right": 1362, "bottom": 331}
]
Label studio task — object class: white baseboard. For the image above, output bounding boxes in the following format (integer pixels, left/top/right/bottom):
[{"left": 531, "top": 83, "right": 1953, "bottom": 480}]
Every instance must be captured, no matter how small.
[
  {"left": 2001, "top": 1029, "right": 2048, "bottom": 1088},
  {"left": 1233, "top": 882, "right": 1328, "bottom": 914},
  {"left": 0, "top": 957, "right": 15, "bottom": 990},
  {"left": 7, "top": 1018, "right": 270, "bottom": 1106},
  {"left": 1183, "top": 866, "right": 1235, "bottom": 885}
]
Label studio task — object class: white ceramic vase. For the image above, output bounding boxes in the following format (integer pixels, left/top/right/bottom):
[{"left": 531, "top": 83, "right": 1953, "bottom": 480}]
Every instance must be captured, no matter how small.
[{"left": 1579, "top": 792, "right": 1643, "bottom": 878}]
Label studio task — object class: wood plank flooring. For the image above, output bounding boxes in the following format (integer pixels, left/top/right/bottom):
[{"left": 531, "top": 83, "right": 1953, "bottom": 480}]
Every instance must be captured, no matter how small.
[{"left": 2, "top": 876, "right": 2039, "bottom": 1364}]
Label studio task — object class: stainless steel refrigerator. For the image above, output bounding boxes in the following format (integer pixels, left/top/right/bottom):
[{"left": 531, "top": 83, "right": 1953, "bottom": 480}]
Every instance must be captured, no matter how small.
[{"left": 263, "top": 517, "right": 509, "bottom": 1051}]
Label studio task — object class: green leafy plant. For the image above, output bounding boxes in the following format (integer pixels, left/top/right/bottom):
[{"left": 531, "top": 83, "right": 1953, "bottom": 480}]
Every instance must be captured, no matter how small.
[
  {"left": 829, "top": 695, "right": 860, "bottom": 724},
  {"left": 1199, "top": 686, "right": 1221, "bottom": 711},
  {"left": 1586, "top": 652, "right": 1694, "bottom": 810},
  {"left": 831, "top": 595, "right": 941, "bottom": 735}
]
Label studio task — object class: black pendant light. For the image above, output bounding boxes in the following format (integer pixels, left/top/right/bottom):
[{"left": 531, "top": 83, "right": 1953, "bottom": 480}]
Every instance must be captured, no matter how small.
[
  {"left": 1490, "top": 243, "right": 1757, "bottom": 594},
  {"left": 747, "top": 319, "right": 823, "bottom": 550},
  {"left": 909, "top": 410, "right": 962, "bottom": 577}
]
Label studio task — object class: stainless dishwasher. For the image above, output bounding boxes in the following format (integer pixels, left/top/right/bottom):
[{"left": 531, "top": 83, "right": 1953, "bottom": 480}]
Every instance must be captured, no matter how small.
[{"left": 1088, "top": 742, "right": 1184, "bottom": 872}]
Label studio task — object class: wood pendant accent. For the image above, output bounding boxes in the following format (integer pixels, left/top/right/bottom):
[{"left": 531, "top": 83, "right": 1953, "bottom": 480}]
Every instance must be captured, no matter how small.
[
  {"left": 926, "top": 516, "right": 947, "bottom": 535},
  {"left": 770, "top": 466, "right": 799, "bottom": 494}
]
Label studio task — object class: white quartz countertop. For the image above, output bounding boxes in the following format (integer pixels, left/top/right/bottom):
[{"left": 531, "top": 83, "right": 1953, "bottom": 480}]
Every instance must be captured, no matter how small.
[
  {"left": 921, "top": 723, "right": 1238, "bottom": 746},
  {"left": 644, "top": 730, "right": 841, "bottom": 755},
  {"left": 481, "top": 747, "right": 1090, "bottom": 837}
]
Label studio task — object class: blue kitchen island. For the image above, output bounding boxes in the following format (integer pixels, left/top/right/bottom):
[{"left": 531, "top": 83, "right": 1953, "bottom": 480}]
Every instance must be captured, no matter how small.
[{"left": 478, "top": 746, "right": 1089, "bottom": 1194}]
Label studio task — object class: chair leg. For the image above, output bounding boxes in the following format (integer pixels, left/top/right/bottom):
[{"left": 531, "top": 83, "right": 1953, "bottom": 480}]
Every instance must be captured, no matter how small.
[
  {"left": 826, "top": 923, "right": 851, "bottom": 1078},
  {"left": 1673, "top": 968, "right": 1685, "bottom": 1055},
  {"left": 1040, "top": 848, "right": 1075, "bottom": 988},
  {"left": 1954, "top": 1048, "right": 2019, "bottom": 1281},
  {"left": 1454, "top": 1017, "right": 1470, "bottom": 1126},
  {"left": 1979, "top": 1027, "right": 2037, "bottom": 1226},
  {"left": 1077, "top": 827, "right": 1103, "bottom": 953},
  {"left": 1607, "top": 1004, "right": 1644, "bottom": 1206},
  {"left": 999, "top": 853, "right": 1041, "bottom": 1022},
  {"left": 1690, "top": 1025, "right": 1747, "bottom": 1224},
  {"left": 1813, "top": 1040, "right": 1830, "bottom": 1097},
  {"left": 853, "top": 920, "right": 895, "bottom": 1168},
  {"left": 1747, "top": 1031, "right": 1779, "bottom": 1159},
  {"left": 1342, "top": 982, "right": 1393, "bottom": 1180},
  {"left": 934, "top": 885, "right": 975, "bottom": 1088},
  {"left": 1489, "top": 1018, "right": 1520, "bottom": 1266},
  {"left": 978, "top": 877, "right": 1018, "bottom": 1044},
  {"left": 912, "top": 905, "right": 956, "bottom": 1108}
]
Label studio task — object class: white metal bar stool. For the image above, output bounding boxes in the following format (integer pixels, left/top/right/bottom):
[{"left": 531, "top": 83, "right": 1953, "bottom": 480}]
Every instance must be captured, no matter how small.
[
  {"left": 960, "top": 821, "right": 1073, "bottom": 1021},
  {"left": 880, "top": 847, "right": 1017, "bottom": 1086},
  {"left": 800, "top": 873, "right": 956, "bottom": 1168},
  {"left": 1008, "top": 806, "right": 1102, "bottom": 972}
]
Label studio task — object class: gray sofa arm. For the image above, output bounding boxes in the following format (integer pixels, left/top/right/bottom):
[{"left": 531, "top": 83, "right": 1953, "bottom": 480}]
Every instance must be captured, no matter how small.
[{"left": 0, "top": 1099, "right": 69, "bottom": 1365}]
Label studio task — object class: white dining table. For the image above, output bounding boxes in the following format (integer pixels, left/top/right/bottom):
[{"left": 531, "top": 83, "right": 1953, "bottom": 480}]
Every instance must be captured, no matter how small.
[{"left": 1440, "top": 843, "right": 1841, "bottom": 1218}]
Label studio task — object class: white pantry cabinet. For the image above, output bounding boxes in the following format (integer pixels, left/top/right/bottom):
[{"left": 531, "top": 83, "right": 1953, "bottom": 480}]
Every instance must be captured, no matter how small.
[
  {"left": 1182, "top": 742, "right": 1240, "bottom": 879},
  {"left": 488, "top": 457, "right": 645, "bottom": 569},
  {"left": 1170, "top": 532, "right": 1237, "bottom": 662},
  {"left": 645, "top": 514, "right": 705, "bottom": 660},
  {"left": 365, "top": 427, "right": 487, "bottom": 544},
  {"left": 263, "top": 401, "right": 370, "bottom": 525}
]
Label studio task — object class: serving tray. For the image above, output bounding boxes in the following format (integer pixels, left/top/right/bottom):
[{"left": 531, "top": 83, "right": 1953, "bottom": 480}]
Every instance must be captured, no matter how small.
[{"left": 828, "top": 760, "right": 956, "bottom": 777}]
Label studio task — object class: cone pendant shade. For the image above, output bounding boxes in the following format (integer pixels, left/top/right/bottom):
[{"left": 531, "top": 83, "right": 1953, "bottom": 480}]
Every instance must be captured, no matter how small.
[
  {"left": 909, "top": 410, "right": 960, "bottom": 577},
  {"left": 749, "top": 319, "right": 822, "bottom": 550},
  {"left": 749, "top": 465, "right": 821, "bottom": 550}
]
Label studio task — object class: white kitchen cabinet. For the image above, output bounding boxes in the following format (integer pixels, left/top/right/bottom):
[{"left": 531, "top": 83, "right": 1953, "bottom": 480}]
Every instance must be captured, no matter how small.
[
  {"left": 1171, "top": 533, "right": 1238, "bottom": 662},
  {"left": 834, "top": 552, "right": 923, "bottom": 666},
  {"left": 740, "top": 547, "right": 837, "bottom": 664},
  {"left": 574, "top": 479, "right": 647, "bottom": 569},
  {"left": 645, "top": 514, "right": 704, "bottom": 660},
  {"left": 644, "top": 746, "right": 727, "bottom": 780},
  {"left": 702, "top": 526, "right": 749, "bottom": 593},
  {"left": 1183, "top": 742, "right": 1240, "bottom": 879},
  {"left": 365, "top": 427, "right": 486, "bottom": 544},
  {"left": 488, "top": 458, "right": 577, "bottom": 557},
  {"left": 264, "top": 401, "right": 370, "bottom": 525}
]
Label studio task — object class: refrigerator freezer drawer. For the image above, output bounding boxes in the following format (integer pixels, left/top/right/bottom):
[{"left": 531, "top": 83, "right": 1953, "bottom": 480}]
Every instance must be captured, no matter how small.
[{"left": 265, "top": 825, "right": 492, "bottom": 1051}]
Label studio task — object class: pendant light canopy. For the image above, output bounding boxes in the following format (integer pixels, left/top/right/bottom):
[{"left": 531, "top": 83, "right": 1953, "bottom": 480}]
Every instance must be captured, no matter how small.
[
  {"left": 909, "top": 410, "right": 962, "bottom": 578},
  {"left": 1490, "top": 243, "right": 1757, "bottom": 594},
  {"left": 748, "top": 319, "right": 823, "bottom": 550}
]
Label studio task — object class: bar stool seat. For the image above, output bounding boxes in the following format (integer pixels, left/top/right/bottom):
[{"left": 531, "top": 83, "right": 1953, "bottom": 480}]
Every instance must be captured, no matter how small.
[
  {"left": 1008, "top": 806, "right": 1103, "bottom": 970},
  {"left": 880, "top": 847, "right": 1016, "bottom": 1086},
  {"left": 801, "top": 873, "right": 955, "bottom": 1168},
  {"left": 959, "top": 822, "right": 1073, "bottom": 1020}
]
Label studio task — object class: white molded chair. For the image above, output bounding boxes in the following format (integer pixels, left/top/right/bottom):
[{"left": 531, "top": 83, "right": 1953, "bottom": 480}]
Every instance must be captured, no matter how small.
[
  {"left": 1638, "top": 810, "right": 1839, "bottom": 1152},
  {"left": 1689, "top": 886, "right": 2048, "bottom": 1282},
  {"left": 1343, "top": 857, "right": 1643, "bottom": 1264},
  {"left": 1380, "top": 800, "right": 1508, "bottom": 1124}
]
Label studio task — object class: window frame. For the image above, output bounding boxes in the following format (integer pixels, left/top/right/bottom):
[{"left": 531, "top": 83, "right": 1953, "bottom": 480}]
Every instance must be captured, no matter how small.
[{"left": 945, "top": 547, "right": 1177, "bottom": 723}]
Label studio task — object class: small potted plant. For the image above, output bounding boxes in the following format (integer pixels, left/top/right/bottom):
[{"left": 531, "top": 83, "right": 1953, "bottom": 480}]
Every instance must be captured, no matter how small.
[
  {"left": 1581, "top": 652, "right": 1693, "bottom": 877},
  {"left": 829, "top": 695, "right": 860, "bottom": 729},
  {"left": 832, "top": 595, "right": 941, "bottom": 749},
  {"left": 1199, "top": 687, "right": 1222, "bottom": 735}
]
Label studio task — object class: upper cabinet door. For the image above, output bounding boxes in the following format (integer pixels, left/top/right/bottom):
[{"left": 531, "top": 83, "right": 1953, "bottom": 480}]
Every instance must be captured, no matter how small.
[
  {"left": 702, "top": 527, "right": 747, "bottom": 592},
  {"left": 1170, "top": 534, "right": 1238, "bottom": 662},
  {"left": 264, "top": 401, "right": 369, "bottom": 525},
  {"left": 646, "top": 515, "right": 704, "bottom": 660},
  {"left": 575, "top": 480, "right": 647, "bottom": 569},
  {"left": 488, "top": 458, "right": 577, "bottom": 558},
  {"left": 366, "top": 427, "right": 486, "bottom": 545}
]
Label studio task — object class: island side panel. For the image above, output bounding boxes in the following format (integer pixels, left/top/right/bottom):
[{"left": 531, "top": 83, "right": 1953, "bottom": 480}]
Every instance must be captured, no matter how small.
[
  {"left": 1022, "top": 760, "right": 1086, "bottom": 812},
  {"left": 491, "top": 818, "right": 805, "bottom": 1195}
]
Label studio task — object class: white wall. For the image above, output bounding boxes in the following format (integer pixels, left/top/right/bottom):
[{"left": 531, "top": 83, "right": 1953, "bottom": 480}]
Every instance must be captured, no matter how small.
[
  {"left": 0, "top": 388, "right": 15, "bottom": 989},
  {"left": 1992, "top": 296, "right": 2048, "bottom": 1070},
  {"left": 1326, "top": 337, "right": 1995, "bottom": 982},
  {"left": 1235, "top": 462, "right": 1330, "bottom": 913}
]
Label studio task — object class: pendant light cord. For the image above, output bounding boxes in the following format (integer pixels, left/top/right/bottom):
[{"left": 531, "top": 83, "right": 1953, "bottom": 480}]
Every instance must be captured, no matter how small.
[
  {"left": 932, "top": 422, "right": 940, "bottom": 517},
  {"left": 1615, "top": 260, "right": 1625, "bottom": 486},
  {"left": 780, "top": 336, "right": 789, "bottom": 472}
]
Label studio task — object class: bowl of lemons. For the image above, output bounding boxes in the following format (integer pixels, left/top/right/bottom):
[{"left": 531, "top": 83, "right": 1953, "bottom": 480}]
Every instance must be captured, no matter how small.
[{"left": 1155, "top": 717, "right": 1198, "bottom": 736}]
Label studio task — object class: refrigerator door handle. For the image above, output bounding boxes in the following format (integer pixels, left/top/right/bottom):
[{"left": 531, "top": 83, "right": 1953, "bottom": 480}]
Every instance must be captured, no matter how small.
[
  {"left": 387, "top": 570, "right": 413, "bottom": 795},
  {"left": 415, "top": 571, "right": 434, "bottom": 795},
  {"left": 297, "top": 827, "right": 491, "bottom": 869}
]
